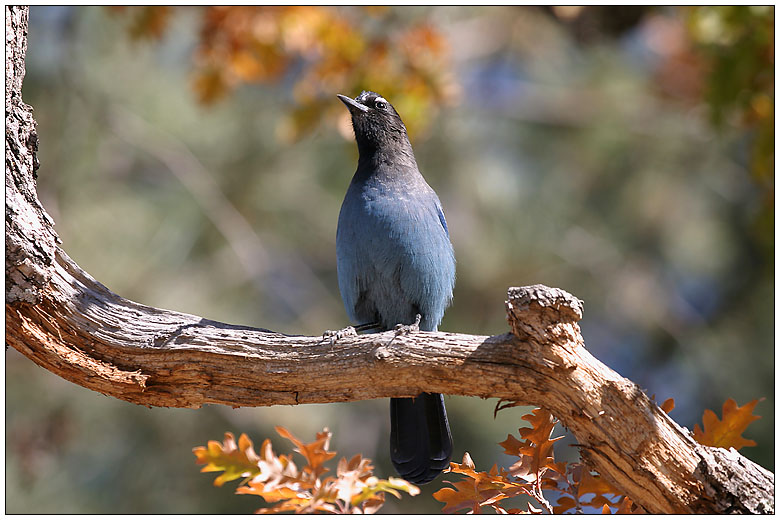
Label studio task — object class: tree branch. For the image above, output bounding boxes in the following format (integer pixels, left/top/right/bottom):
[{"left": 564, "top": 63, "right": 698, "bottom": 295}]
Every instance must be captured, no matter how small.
[{"left": 4, "top": 6, "right": 773, "bottom": 515}]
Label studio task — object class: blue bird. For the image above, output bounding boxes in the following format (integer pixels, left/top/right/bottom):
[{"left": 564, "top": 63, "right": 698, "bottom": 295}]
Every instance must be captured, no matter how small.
[{"left": 336, "top": 91, "right": 456, "bottom": 484}]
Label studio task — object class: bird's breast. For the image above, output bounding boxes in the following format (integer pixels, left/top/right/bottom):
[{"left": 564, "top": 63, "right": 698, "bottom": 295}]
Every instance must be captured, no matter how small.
[
  {"left": 336, "top": 175, "right": 455, "bottom": 331},
  {"left": 339, "top": 180, "right": 454, "bottom": 282}
]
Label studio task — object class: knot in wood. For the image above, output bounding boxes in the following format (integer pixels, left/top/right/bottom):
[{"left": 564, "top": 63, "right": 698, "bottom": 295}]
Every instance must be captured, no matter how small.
[{"left": 505, "top": 285, "right": 583, "bottom": 337}]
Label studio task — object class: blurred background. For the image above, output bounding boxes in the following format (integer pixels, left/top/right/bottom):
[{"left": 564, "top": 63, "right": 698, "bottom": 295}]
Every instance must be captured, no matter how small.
[{"left": 7, "top": 5, "right": 773, "bottom": 514}]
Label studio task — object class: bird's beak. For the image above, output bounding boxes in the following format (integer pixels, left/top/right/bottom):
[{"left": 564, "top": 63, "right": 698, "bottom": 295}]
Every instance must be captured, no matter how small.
[{"left": 337, "top": 94, "right": 369, "bottom": 113}]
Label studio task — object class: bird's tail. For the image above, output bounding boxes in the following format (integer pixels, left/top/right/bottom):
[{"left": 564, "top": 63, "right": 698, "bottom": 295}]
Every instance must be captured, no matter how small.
[{"left": 390, "top": 393, "right": 452, "bottom": 484}]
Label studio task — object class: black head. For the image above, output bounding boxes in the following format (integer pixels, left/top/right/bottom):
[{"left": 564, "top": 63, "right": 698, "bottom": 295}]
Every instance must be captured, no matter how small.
[{"left": 337, "top": 91, "right": 411, "bottom": 156}]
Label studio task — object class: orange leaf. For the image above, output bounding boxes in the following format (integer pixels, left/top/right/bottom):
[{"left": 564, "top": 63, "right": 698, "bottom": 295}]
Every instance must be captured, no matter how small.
[
  {"left": 661, "top": 398, "right": 675, "bottom": 414},
  {"left": 446, "top": 452, "right": 487, "bottom": 482},
  {"left": 577, "top": 471, "right": 622, "bottom": 497},
  {"left": 515, "top": 408, "right": 565, "bottom": 480},
  {"left": 551, "top": 462, "right": 623, "bottom": 514},
  {"left": 193, "top": 432, "right": 261, "bottom": 487},
  {"left": 588, "top": 494, "right": 620, "bottom": 510},
  {"left": 434, "top": 452, "right": 530, "bottom": 514},
  {"left": 498, "top": 433, "right": 527, "bottom": 457},
  {"left": 553, "top": 496, "right": 578, "bottom": 514},
  {"left": 693, "top": 398, "right": 762, "bottom": 450},
  {"left": 518, "top": 408, "right": 564, "bottom": 450},
  {"left": 615, "top": 496, "right": 643, "bottom": 514},
  {"left": 433, "top": 478, "right": 504, "bottom": 514},
  {"left": 275, "top": 425, "right": 336, "bottom": 478},
  {"left": 238, "top": 482, "right": 302, "bottom": 501}
]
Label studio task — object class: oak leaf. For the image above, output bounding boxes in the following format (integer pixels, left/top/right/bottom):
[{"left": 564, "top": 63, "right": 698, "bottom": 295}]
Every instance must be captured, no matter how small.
[
  {"left": 196, "top": 427, "right": 416, "bottom": 514},
  {"left": 275, "top": 425, "right": 336, "bottom": 479},
  {"left": 435, "top": 409, "right": 566, "bottom": 514},
  {"left": 432, "top": 477, "right": 506, "bottom": 514},
  {"left": 193, "top": 432, "right": 261, "bottom": 487},
  {"left": 503, "top": 408, "right": 564, "bottom": 484},
  {"left": 693, "top": 398, "right": 762, "bottom": 450},
  {"left": 433, "top": 452, "right": 527, "bottom": 514},
  {"left": 550, "top": 463, "right": 623, "bottom": 514}
]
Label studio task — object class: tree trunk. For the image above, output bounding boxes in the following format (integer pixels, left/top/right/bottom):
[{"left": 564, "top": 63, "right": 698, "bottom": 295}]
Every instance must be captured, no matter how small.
[{"left": 4, "top": 6, "right": 774, "bottom": 514}]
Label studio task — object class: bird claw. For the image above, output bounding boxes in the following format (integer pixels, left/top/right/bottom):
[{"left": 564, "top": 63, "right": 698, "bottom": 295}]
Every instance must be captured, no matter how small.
[
  {"left": 322, "top": 326, "right": 357, "bottom": 346},
  {"left": 394, "top": 314, "right": 422, "bottom": 336}
]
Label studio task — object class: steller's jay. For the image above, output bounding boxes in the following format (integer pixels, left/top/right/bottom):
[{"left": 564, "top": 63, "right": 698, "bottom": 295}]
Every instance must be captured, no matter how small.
[{"left": 336, "top": 91, "right": 456, "bottom": 485}]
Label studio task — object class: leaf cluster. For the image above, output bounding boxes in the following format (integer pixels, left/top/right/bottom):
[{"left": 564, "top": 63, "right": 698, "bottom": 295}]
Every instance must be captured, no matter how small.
[
  {"left": 110, "top": 6, "right": 456, "bottom": 141},
  {"left": 192, "top": 398, "right": 762, "bottom": 514},
  {"left": 433, "top": 408, "right": 641, "bottom": 514},
  {"left": 433, "top": 397, "right": 762, "bottom": 514},
  {"left": 193, "top": 426, "right": 418, "bottom": 514}
]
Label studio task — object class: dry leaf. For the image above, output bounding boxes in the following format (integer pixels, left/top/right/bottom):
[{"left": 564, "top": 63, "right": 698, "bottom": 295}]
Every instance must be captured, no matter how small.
[
  {"left": 435, "top": 408, "right": 565, "bottom": 514},
  {"left": 275, "top": 425, "right": 335, "bottom": 479},
  {"left": 195, "top": 427, "right": 416, "bottom": 514},
  {"left": 432, "top": 477, "right": 508, "bottom": 514},
  {"left": 693, "top": 398, "right": 762, "bottom": 450},
  {"left": 193, "top": 432, "right": 261, "bottom": 487}
]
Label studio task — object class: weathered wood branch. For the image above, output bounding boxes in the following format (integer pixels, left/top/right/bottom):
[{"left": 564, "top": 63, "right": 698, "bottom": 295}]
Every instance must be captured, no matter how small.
[{"left": 5, "top": 6, "right": 773, "bottom": 515}]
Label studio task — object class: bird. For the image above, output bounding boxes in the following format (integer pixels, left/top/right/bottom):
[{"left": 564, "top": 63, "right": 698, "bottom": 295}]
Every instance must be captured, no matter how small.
[{"left": 335, "top": 91, "right": 456, "bottom": 485}]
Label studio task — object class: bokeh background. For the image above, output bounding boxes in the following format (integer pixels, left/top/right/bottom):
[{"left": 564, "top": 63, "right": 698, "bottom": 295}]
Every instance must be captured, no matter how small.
[{"left": 7, "top": 6, "right": 773, "bottom": 514}]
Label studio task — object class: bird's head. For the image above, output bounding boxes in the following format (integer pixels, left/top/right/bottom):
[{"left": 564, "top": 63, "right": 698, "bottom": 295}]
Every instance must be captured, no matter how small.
[{"left": 337, "top": 91, "right": 411, "bottom": 155}]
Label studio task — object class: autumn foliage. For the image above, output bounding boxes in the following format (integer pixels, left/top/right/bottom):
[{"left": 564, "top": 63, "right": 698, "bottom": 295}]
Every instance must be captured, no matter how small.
[
  {"left": 110, "top": 6, "right": 456, "bottom": 141},
  {"left": 432, "top": 398, "right": 762, "bottom": 514},
  {"left": 432, "top": 408, "right": 642, "bottom": 514},
  {"left": 194, "top": 397, "right": 762, "bottom": 514},
  {"left": 193, "top": 426, "right": 418, "bottom": 514}
]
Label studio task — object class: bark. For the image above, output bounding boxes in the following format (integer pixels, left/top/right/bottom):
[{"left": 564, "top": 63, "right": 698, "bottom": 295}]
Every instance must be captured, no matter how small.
[
  {"left": 4, "top": 6, "right": 774, "bottom": 515},
  {"left": 6, "top": 5, "right": 59, "bottom": 305}
]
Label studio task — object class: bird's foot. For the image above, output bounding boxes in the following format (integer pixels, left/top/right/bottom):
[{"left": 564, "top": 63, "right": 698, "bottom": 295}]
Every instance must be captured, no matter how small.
[
  {"left": 394, "top": 314, "right": 422, "bottom": 336},
  {"left": 322, "top": 326, "right": 357, "bottom": 346}
]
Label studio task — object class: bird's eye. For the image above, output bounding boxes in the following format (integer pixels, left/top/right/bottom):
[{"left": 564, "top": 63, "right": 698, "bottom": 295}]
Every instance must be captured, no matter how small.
[{"left": 374, "top": 100, "right": 387, "bottom": 110}]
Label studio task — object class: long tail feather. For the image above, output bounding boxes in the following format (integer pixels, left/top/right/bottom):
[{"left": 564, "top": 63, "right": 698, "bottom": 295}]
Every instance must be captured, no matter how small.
[{"left": 390, "top": 392, "right": 452, "bottom": 484}]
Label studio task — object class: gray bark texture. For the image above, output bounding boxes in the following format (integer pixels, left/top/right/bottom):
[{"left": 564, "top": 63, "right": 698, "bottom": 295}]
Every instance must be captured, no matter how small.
[{"left": 4, "top": 6, "right": 774, "bottom": 514}]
